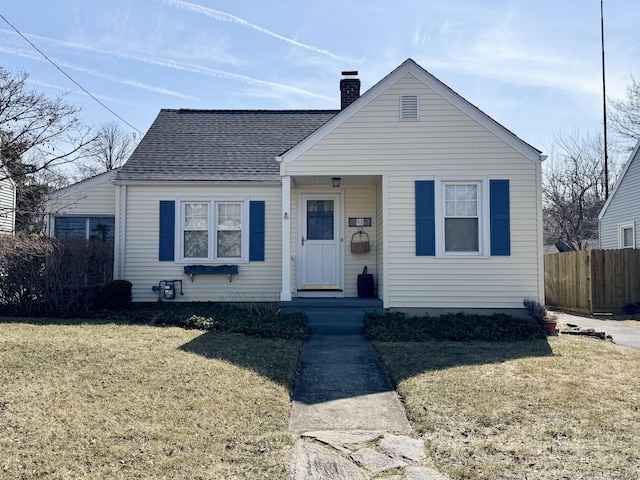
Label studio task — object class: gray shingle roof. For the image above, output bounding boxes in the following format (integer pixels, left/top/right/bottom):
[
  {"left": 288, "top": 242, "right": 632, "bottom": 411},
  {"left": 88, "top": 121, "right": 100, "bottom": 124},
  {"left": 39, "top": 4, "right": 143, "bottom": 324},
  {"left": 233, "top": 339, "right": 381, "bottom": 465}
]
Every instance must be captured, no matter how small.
[{"left": 115, "top": 109, "right": 338, "bottom": 182}]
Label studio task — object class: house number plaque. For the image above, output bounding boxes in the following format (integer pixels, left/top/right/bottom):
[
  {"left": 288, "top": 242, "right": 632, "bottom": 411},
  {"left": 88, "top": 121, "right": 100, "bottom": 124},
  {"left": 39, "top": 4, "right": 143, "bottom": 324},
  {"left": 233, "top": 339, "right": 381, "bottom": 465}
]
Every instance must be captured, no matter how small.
[{"left": 348, "top": 217, "right": 372, "bottom": 227}]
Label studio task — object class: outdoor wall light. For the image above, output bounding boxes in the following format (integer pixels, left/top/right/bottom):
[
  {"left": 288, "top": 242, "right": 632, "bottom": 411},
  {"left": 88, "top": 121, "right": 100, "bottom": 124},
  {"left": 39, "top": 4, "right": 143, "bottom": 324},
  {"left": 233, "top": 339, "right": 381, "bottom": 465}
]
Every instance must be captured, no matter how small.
[{"left": 332, "top": 177, "right": 341, "bottom": 188}]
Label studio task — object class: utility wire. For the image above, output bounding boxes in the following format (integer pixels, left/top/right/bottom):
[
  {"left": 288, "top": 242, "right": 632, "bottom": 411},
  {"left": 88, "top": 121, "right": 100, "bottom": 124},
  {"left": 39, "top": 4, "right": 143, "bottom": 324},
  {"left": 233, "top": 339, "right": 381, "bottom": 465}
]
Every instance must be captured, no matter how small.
[
  {"left": 1, "top": 14, "right": 142, "bottom": 136},
  {"left": 600, "top": 0, "right": 609, "bottom": 199}
]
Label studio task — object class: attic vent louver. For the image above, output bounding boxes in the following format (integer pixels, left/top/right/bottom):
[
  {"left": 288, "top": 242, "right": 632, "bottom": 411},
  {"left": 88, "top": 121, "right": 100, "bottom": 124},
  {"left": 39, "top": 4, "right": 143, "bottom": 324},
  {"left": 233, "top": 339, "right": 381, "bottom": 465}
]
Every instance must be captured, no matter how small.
[{"left": 400, "top": 94, "right": 418, "bottom": 120}]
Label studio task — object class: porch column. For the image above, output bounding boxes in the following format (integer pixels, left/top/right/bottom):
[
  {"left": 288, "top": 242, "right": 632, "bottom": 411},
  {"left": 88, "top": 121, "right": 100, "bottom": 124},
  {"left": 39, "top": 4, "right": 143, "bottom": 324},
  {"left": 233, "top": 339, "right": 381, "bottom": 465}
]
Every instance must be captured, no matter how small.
[
  {"left": 382, "top": 174, "right": 389, "bottom": 309},
  {"left": 280, "top": 176, "right": 292, "bottom": 301}
]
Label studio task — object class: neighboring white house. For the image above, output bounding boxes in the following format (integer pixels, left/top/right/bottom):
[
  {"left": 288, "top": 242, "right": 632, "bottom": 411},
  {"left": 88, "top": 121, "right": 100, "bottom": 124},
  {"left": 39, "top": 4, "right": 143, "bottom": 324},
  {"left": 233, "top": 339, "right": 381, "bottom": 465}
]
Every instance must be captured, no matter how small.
[
  {"left": 45, "top": 169, "right": 119, "bottom": 243},
  {"left": 599, "top": 140, "right": 640, "bottom": 249},
  {"left": 0, "top": 166, "right": 16, "bottom": 235},
  {"left": 112, "top": 59, "right": 546, "bottom": 313}
]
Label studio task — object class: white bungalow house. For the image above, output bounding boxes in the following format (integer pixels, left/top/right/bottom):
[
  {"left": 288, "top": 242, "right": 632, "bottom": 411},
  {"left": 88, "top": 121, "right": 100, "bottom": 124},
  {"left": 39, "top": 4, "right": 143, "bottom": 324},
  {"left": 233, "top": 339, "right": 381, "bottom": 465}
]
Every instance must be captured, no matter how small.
[
  {"left": 0, "top": 166, "right": 16, "bottom": 235},
  {"left": 108, "top": 59, "right": 545, "bottom": 313},
  {"left": 599, "top": 139, "right": 640, "bottom": 249}
]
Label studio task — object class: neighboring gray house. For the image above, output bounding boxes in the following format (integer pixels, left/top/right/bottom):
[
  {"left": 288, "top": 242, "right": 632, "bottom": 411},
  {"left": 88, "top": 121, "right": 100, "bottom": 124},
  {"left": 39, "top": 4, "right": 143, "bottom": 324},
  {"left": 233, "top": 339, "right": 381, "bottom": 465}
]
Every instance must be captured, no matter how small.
[
  {"left": 599, "top": 140, "right": 640, "bottom": 249},
  {"left": 112, "top": 59, "right": 546, "bottom": 313},
  {"left": 0, "top": 166, "right": 16, "bottom": 234}
]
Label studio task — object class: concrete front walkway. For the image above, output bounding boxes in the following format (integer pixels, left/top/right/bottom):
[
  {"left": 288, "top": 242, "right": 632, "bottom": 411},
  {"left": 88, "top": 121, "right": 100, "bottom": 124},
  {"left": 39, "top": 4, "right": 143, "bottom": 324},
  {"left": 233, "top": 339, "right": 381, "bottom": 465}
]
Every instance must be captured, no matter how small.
[
  {"left": 553, "top": 310, "right": 640, "bottom": 351},
  {"left": 289, "top": 307, "right": 411, "bottom": 432}
]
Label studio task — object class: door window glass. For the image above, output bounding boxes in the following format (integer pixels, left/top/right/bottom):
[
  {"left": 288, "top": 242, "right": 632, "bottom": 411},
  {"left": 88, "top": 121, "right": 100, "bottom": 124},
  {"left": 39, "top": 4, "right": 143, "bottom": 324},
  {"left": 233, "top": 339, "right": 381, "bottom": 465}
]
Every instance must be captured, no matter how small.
[{"left": 307, "top": 200, "right": 334, "bottom": 240}]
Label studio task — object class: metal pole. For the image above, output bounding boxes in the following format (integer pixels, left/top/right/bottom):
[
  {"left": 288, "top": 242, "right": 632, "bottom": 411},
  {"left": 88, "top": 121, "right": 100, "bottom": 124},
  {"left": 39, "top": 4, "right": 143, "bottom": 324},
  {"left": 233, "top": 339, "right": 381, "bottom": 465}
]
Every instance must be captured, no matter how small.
[{"left": 601, "top": 0, "right": 609, "bottom": 199}]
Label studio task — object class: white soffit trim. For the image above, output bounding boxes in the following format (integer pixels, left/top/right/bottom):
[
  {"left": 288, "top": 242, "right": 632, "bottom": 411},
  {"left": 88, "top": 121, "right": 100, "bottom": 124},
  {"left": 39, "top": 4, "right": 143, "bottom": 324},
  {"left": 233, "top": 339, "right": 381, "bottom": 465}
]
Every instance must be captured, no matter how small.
[
  {"left": 598, "top": 138, "right": 640, "bottom": 221},
  {"left": 279, "top": 59, "right": 543, "bottom": 164}
]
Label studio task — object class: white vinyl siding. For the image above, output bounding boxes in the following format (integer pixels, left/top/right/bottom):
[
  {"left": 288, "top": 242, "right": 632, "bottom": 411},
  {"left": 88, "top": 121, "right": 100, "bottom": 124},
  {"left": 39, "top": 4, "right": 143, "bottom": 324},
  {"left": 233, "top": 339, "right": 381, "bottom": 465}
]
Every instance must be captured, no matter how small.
[
  {"left": 283, "top": 72, "right": 542, "bottom": 309},
  {"left": 600, "top": 150, "right": 640, "bottom": 249},
  {"left": 48, "top": 179, "right": 117, "bottom": 216},
  {"left": 123, "top": 185, "right": 282, "bottom": 303},
  {"left": 0, "top": 175, "right": 16, "bottom": 234}
]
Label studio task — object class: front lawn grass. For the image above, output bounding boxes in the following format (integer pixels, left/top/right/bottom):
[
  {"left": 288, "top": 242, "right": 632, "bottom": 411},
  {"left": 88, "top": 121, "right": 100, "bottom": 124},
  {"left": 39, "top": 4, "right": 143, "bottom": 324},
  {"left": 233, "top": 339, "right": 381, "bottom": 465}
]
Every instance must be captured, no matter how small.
[
  {"left": 375, "top": 336, "right": 640, "bottom": 480},
  {"left": 0, "top": 321, "right": 302, "bottom": 479}
]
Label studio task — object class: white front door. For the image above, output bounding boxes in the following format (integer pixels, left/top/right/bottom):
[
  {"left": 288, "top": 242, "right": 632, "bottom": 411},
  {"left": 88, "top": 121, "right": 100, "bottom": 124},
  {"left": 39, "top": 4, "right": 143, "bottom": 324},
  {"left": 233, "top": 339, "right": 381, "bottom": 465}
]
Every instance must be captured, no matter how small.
[{"left": 298, "top": 192, "right": 343, "bottom": 296}]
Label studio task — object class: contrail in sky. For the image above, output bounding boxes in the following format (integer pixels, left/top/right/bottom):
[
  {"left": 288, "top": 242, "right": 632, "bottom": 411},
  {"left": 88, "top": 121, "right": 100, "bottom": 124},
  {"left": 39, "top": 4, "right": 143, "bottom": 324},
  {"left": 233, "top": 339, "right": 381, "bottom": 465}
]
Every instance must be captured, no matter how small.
[
  {"left": 60, "top": 63, "right": 196, "bottom": 100},
  {"left": 0, "top": 29, "right": 333, "bottom": 101},
  {"left": 160, "top": 0, "right": 344, "bottom": 60},
  {"left": 0, "top": 43, "right": 194, "bottom": 100}
]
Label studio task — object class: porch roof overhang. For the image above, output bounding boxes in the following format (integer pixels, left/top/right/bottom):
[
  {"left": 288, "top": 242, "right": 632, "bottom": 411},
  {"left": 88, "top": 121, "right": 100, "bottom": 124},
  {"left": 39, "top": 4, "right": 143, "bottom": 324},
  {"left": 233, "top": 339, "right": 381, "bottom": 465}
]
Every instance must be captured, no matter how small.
[{"left": 286, "top": 175, "right": 380, "bottom": 187}]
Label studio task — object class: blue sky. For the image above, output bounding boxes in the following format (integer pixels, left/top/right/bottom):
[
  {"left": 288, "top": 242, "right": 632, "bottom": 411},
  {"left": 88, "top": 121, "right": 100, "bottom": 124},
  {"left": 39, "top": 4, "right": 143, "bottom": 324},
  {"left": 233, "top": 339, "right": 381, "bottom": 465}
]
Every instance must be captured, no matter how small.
[{"left": 1, "top": 0, "right": 639, "bottom": 154}]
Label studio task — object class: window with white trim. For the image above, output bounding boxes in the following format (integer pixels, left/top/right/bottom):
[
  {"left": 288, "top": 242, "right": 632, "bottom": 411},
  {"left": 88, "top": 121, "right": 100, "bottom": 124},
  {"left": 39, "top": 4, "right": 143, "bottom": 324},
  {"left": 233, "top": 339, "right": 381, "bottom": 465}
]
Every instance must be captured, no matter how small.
[
  {"left": 178, "top": 198, "right": 249, "bottom": 262},
  {"left": 619, "top": 222, "right": 635, "bottom": 248},
  {"left": 435, "top": 176, "right": 490, "bottom": 257}
]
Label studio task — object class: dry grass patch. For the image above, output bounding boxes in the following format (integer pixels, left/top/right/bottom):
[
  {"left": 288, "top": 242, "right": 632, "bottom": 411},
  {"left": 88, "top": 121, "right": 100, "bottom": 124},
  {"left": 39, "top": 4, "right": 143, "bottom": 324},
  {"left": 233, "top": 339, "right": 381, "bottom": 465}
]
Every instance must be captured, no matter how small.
[
  {"left": 0, "top": 321, "right": 302, "bottom": 479},
  {"left": 375, "top": 336, "right": 640, "bottom": 480}
]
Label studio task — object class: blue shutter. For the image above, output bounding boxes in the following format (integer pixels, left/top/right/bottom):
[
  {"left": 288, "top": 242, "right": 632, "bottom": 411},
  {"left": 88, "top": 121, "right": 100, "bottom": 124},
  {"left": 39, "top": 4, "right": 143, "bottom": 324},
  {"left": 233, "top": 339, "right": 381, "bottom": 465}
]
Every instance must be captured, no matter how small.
[
  {"left": 159, "top": 201, "right": 175, "bottom": 261},
  {"left": 415, "top": 180, "right": 435, "bottom": 256},
  {"left": 490, "top": 180, "right": 510, "bottom": 256},
  {"left": 249, "top": 200, "right": 265, "bottom": 261}
]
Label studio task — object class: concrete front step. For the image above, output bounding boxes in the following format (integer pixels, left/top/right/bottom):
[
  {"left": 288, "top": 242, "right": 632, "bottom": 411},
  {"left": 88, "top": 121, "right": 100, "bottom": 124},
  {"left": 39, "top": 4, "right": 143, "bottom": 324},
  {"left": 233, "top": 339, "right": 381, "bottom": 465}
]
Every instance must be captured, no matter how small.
[
  {"left": 304, "top": 310, "right": 365, "bottom": 335},
  {"left": 279, "top": 297, "right": 383, "bottom": 317},
  {"left": 280, "top": 299, "right": 382, "bottom": 335}
]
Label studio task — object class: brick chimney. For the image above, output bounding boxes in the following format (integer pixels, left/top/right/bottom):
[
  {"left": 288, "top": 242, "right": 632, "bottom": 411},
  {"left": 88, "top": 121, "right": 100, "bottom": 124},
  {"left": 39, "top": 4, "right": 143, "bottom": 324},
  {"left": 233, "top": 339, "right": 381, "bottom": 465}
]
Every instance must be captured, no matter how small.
[{"left": 340, "top": 71, "right": 360, "bottom": 109}]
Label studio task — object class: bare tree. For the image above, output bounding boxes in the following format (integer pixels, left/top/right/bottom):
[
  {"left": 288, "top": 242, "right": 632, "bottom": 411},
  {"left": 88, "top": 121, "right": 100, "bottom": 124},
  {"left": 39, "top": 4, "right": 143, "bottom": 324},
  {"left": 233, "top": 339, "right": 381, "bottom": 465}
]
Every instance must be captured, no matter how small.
[
  {"left": 543, "top": 131, "right": 621, "bottom": 250},
  {"left": 75, "top": 121, "right": 138, "bottom": 179},
  {"left": 542, "top": 74, "right": 640, "bottom": 249},
  {"left": 0, "top": 66, "right": 97, "bottom": 184},
  {"left": 1, "top": 135, "right": 71, "bottom": 234},
  {"left": 609, "top": 76, "right": 640, "bottom": 149}
]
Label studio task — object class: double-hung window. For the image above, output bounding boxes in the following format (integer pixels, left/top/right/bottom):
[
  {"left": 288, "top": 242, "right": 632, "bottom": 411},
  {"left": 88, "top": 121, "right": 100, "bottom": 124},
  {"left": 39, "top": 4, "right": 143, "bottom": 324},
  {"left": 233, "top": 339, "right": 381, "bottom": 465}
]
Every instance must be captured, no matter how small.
[
  {"left": 179, "top": 198, "right": 248, "bottom": 262},
  {"left": 444, "top": 183, "right": 479, "bottom": 252},
  {"left": 183, "top": 203, "right": 209, "bottom": 258},
  {"left": 216, "top": 203, "right": 242, "bottom": 257},
  {"left": 435, "top": 176, "right": 490, "bottom": 257}
]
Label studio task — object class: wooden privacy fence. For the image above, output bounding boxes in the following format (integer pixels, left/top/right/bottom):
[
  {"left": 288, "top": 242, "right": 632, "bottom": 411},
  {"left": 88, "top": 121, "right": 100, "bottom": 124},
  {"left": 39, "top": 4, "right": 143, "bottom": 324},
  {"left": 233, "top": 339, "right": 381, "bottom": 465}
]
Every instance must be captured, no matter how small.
[{"left": 545, "top": 249, "right": 640, "bottom": 314}]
